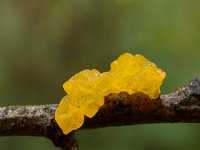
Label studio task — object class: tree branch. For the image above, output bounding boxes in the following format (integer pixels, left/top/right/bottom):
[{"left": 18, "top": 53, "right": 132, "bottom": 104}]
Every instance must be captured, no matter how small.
[{"left": 1, "top": 77, "right": 200, "bottom": 150}]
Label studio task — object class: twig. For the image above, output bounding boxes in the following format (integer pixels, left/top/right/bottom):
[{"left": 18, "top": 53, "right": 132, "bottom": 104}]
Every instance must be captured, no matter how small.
[{"left": 1, "top": 77, "right": 200, "bottom": 149}]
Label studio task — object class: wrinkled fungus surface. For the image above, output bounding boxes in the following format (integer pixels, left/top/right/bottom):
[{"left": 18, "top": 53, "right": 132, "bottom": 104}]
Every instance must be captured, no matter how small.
[{"left": 55, "top": 53, "right": 166, "bottom": 134}]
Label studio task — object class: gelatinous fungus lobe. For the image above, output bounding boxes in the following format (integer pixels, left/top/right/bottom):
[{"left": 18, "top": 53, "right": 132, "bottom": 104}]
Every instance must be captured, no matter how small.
[
  {"left": 55, "top": 96, "right": 84, "bottom": 135},
  {"left": 101, "top": 53, "right": 166, "bottom": 98},
  {"left": 55, "top": 69, "right": 105, "bottom": 135},
  {"left": 55, "top": 53, "right": 166, "bottom": 135}
]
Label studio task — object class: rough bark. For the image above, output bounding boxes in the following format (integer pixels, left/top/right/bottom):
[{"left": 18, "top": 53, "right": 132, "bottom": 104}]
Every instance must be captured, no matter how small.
[{"left": 1, "top": 77, "right": 200, "bottom": 150}]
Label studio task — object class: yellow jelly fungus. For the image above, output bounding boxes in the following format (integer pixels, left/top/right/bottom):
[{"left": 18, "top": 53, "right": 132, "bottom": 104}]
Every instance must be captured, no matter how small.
[{"left": 55, "top": 53, "right": 166, "bottom": 134}]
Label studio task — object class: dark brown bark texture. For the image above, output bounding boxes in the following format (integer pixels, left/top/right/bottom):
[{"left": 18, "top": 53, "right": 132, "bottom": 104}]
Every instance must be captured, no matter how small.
[{"left": 1, "top": 77, "right": 200, "bottom": 150}]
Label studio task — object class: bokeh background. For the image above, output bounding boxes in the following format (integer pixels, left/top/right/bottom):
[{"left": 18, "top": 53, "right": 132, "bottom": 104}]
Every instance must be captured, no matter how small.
[{"left": 0, "top": 0, "right": 200, "bottom": 150}]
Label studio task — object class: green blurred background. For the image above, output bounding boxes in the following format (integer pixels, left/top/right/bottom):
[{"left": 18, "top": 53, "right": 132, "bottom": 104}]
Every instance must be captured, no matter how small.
[{"left": 0, "top": 0, "right": 200, "bottom": 150}]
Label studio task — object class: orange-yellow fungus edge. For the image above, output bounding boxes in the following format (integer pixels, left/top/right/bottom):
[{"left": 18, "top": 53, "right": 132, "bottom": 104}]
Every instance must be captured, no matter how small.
[{"left": 55, "top": 53, "right": 166, "bottom": 135}]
